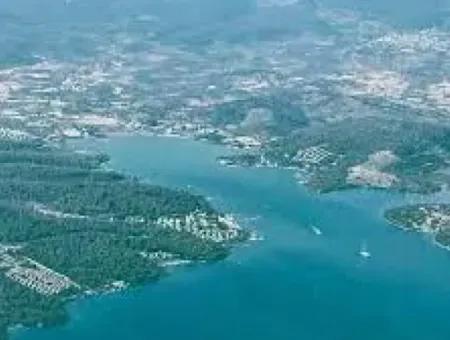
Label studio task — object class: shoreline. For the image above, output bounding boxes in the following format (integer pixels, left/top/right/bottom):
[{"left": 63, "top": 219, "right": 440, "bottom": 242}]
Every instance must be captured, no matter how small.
[
  {"left": 11, "top": 133, "right": 450, "bottom": 340},
  {"left": 3, "top": 131, "right": 253, "bottom": 340},
  {"left": 9, "top": 130, "right": 449, "bottom": 340},
  {"left": 78, "top": 130, "right": 450, "bottom": 254}
]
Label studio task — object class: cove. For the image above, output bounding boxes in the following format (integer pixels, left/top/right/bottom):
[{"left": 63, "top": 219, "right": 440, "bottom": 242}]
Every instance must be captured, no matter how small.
[{"left": 14, "top": 135, "right": 450, "bottom": 340}]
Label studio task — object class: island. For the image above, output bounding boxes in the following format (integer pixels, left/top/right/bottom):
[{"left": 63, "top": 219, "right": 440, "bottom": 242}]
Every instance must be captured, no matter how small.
[{"left": 385, "top": 204, "right": 450, "bottom": 250}]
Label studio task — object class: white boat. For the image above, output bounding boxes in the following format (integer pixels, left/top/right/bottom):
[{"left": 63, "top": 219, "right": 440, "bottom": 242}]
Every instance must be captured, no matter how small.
[
  {"left": 359, "top": 242, "right": 371, "bottom": 258},
  {"left": 311, "top": 225, "right": 322, "bottom": 236}
]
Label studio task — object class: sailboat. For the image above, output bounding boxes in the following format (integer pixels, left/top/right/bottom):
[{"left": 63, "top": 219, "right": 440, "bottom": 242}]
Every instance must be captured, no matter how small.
[
  {"left": 311, "top": 225, "right": 322, "bottom": 236},
  {"left": 359, "top": 242, "right": 371, "bottom": 259}
]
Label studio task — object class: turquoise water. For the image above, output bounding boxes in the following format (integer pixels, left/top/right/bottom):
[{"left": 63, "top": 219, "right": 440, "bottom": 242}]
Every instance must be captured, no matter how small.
[{"left": 15, "top": 135, "right": 450, "bottom": 340}]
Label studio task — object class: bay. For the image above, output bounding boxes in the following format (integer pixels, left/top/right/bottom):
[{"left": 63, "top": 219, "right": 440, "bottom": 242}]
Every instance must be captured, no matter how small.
[{"left": 14, "top": 135, "right": 450, "bottom": 340}]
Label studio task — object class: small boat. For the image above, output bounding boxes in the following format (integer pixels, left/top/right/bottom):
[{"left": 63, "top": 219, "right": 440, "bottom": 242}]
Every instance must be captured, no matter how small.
[
  {"left": 359, "top": 242, "right": 371, "bottom": 259},
  {"left": 311, "top": 225, "right": 322, "bottom": 236}
]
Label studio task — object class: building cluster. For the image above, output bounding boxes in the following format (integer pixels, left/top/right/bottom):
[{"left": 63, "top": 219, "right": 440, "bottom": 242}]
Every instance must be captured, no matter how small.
[
  {"left": 225, "top": 135, "right": 262, "bottom": 150},
  {"left": 156, "top": 211, "right": 241, "bottom": 243},
  {"left": 150, "top": 120, "right": 211, "bottom": 138},
  {"left": 139, "top": 251, "right": 192, "bottom": 268},
  {"left": 414, "top": 206, "right": 450, "bottom": 233},
  {"left": 0, "top": 246, "right": 78, "bottom": 296},
  {"left": 6, "top": 265, "right": 75, "bottom": 296},
  {"left": 0, "top": 59, "right": 130, "bottom": 143},
  {"left": 139, "top": 251, "right": 174, "bottom": 261},
  {"left": 293, "top": 145, "right": 334, "bottom": 167},
  {"left": 30, "top": 202, "right": 87, "bottom": 220},
  {"left": 149, "top": 120, "right": 263, "bottom": 151}
]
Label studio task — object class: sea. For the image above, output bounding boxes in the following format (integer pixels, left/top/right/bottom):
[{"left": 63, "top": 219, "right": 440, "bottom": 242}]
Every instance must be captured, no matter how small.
[{"left": 14, "top": 135, "right": 450, "bottom": 340}]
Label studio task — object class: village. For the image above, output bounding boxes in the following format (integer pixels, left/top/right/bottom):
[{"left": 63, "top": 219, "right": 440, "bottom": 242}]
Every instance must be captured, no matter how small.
[
  {"left": 0, "top": 245, "right": 79, "bottom": 296},
  {"left": 293, "top": 144, "right": 334, "bottom": 168},
  {"left": 156, "top": 211, "right": 242, "bottom": 243}
]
